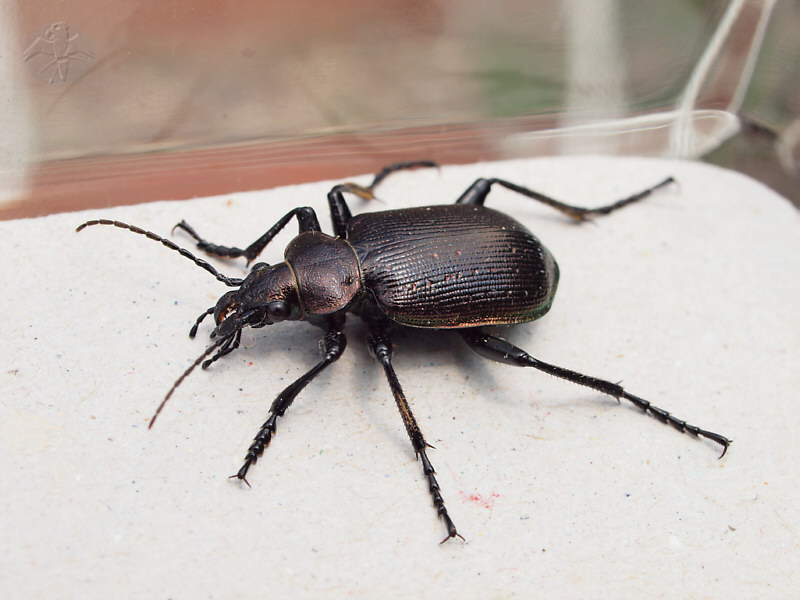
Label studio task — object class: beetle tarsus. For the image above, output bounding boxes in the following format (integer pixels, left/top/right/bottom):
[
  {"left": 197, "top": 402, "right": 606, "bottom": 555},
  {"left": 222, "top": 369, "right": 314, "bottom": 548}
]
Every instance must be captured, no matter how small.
[
  {"left": 569, "top": 176, "right": 677, "bottom": 219},
  {"left": 173, "top": 220, "right": 249, "bottom": 260},
  {"left": 420, "top": 446, "right": 464, "bottom": 544},
  {"left": 229, "top": 459, "right": 253, "bottom": 488},
  {"left": 233, "top": 418, "right": 277, "bottom": 486},
  {"left": 367, "top": 160, "right": 438, "bottom": 190},
  {"left": 173, "top": 206, "right": 323, "bottom": 267},
  {"left": 618, "top": 390, "right": 731, "bottom": 455},
  {"left": 460, "top": 328, "right": 731, "bottom": 456}
]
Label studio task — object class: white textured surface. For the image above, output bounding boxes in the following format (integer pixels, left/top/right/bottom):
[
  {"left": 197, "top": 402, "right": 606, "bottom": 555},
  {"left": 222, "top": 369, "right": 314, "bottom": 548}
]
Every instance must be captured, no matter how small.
[{"left": 2, "top": 157, "right": 798, "bottom": 598}]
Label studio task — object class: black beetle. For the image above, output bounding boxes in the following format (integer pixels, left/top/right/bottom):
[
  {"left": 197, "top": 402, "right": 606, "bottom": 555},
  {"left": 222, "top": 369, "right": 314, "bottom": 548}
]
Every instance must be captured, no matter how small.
[{"left": 77, "top": 161, "right": 730, "bottom": 543}]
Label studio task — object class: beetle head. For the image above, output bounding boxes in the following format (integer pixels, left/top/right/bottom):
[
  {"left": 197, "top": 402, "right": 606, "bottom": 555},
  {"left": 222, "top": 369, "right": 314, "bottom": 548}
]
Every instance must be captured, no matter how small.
[{"left": 212, "top": 262, "right": 302, "bottom": 338}]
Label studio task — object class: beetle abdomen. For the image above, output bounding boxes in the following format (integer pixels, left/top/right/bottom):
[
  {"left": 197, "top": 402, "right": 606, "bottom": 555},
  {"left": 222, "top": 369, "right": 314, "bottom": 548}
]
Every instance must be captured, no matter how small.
[{"left": 348, "top": 205, "right": 559, "bottom": 328}]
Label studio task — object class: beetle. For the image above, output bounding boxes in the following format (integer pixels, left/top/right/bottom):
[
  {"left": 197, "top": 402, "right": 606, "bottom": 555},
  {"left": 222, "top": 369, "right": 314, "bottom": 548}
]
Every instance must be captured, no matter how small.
[{"left": 77, "top": 161, "right": 730, "bottom": 542}]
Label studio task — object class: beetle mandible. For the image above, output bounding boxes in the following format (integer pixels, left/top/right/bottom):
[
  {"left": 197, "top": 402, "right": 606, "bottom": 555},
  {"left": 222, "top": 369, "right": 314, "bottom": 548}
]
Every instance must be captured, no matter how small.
[{"left": 77, "top": 161, "right": 731, "bottom": 543}]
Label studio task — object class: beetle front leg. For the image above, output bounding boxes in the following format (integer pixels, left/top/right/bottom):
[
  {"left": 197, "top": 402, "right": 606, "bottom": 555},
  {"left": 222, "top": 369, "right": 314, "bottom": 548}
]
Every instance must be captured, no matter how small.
[
  {"left": 232, "top": 325, "right": 347, "bottom": 486},
  {"left": 174, "top": 206, "right": 322, "bottom": 266},
  {"left": 455, "top": 176, "right": 675, "bottom": 221},
  {"left": 460, "top": 329, "right": 731, "bottom": 456},
  {"left": 367, "top": 323, "right": 464, "bottom": 543}
]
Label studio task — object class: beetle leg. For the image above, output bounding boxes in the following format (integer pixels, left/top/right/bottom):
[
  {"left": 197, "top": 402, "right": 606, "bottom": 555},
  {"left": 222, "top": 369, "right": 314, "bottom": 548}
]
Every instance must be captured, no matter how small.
[
  {"left": 367, "top": 324, "right": 464, "bottom": 544},
  {"left": 231, "top": 325, "right": 347, "bottom": 486},
  {"left": 460, "top": 329, "right": 731, "bottom": 457},
  {"left": 455, "top": 176, "right": 675, "bottom": 222},
  {"left": 327, "top": 161, "right": 438, "bottom": 238},
  {"left": 172, "top": 206, "right": 322, "bottom": 266},
  {"left": 365, "top": 160, "right": 439, "bottom": 190},
  {"left": 327, "top": 187, "right": 354, "bottom": 238}
]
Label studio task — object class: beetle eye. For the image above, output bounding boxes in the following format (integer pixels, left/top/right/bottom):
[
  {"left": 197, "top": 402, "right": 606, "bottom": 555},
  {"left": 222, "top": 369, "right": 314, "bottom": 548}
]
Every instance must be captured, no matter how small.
[{"left": 267, "top": 301, "right": 290, "bottom": 323}]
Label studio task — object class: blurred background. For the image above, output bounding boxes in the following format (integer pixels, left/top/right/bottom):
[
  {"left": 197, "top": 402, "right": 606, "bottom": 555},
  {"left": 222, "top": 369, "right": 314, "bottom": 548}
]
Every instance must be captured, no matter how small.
[{"left": 1, "top": 0, "right": 797, "bottom": 219}]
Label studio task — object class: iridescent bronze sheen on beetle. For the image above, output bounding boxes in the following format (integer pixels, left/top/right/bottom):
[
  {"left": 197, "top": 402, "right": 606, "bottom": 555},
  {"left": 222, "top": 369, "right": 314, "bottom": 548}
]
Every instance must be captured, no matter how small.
[{"left": 76, "top": 161, "right": 731, "bottom": 543}]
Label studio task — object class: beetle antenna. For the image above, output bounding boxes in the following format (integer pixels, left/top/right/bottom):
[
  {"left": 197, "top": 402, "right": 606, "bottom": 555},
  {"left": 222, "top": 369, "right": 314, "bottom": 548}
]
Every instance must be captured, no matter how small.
[
  {"left": 148, "top": 337, "right": 230, "bottom": 429},
  {"left": 76, "top": 219, "right": 243, "bottom": 288}
]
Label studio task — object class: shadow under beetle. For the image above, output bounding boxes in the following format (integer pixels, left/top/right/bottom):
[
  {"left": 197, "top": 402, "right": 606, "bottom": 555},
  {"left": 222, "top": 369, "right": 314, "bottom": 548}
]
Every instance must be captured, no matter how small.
[{"left": 77, "top": 161, "right": 731, "bottom": 543}]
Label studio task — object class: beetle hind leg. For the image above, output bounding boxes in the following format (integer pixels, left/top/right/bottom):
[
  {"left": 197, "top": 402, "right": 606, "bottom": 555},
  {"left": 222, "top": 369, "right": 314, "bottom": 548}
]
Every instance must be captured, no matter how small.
[
  {"left": 367, "top": 324, "right": 464, "bottom": 543},
  {"left": 363, "top": 160, "right": 438, "bottom": 190},
  {"left": 455, "top": 175, "right": 675, "bottom": 222},
  {"left": 337, "top": 160, "right": 438, "bottom": 199},
  {"left": 460, "top": 329, "right": 731, "bottom": 457},
  {"left": 327, "top": 160, "right": 437, "bottom": 238}
]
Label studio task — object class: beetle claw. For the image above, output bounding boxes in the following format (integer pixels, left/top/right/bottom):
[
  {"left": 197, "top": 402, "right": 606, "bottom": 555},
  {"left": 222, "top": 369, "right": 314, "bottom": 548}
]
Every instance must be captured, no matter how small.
[
  {"left": 229, "top": 472, "right": 251, "bottom": 488},
  {"left": 439, "top": 531, "right": 466, "bottom": 544}
]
